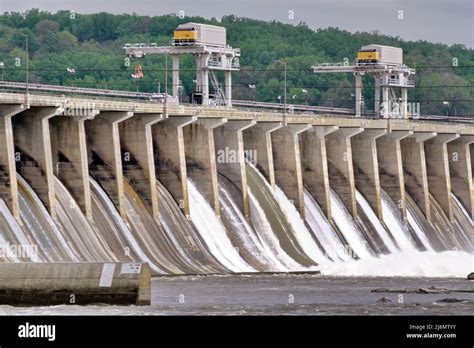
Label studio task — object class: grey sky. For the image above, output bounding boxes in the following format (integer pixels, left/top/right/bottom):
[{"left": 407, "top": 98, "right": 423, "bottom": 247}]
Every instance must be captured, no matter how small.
[{"left": 1, "top": 0, "right": 473, "bottom": 47}]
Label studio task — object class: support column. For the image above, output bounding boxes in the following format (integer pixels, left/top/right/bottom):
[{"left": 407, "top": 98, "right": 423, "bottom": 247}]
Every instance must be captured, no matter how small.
[
  {"left": 374, "top": 75, "right": 381, "bottom": 117},
  {"left": 401, "top": 88, "right": 408, "bottom": 119},
  {"left": 152, "top": 116, "right": 196, "bottom": 217},
  {"left": 185, "top": 118, "right": 227, "bottom": 216},
  {"left": 326, "top": 127, "right": 364, "bottom": 218},
  {"left": 243, "top": 122, "right": 282, "bottom": 190},
  {"left": 301, "top": 125, "right": 338, "bottom": 221},
  {"left": 425, "top": 133, "right": 460, "bottom": 222},
  {"left": 448, "top": 136, "right": 474, "bottom": 220},
  {"left": 225, "top": 71, "right": 232, "bottom": 107},
  {"left": 50, "top": 110, "right": 99, "bottom": 220},
  {"left": 272, "top": 124, "right": 311, "bottom": 217},
  {"left": 355, "top": 73, "right": 362, "bottom": 117},
  {"left": 85, "top": 112, "right": 133, "bottom": 218},
  {"left": 119, "top": 114, "right": 165, "bottom": 221},
  {"left": 12, "top": 107, "right": 64, "bottom": 219},
  {"left": 400, "top": 132, "right": 436, "bottom": 222},
  {"left": 214, "top": 120, "right": 256, "bottom": 218},
  {"left": 171, "top": 54, "right": 180, "bottom": 98},
  {"left": 0, "top": 104, "right": 25, "bottom": 219},
  {"left": 351, "top": 129, "right": 386, "bottom": 220},
  {"left": 377, "top": 130, "right": 413, "bottom": 220}
]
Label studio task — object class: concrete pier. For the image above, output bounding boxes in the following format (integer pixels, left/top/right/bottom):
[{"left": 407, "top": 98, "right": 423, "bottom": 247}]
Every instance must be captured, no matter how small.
[
  {"left": 119, "top": 114, "right": 164, "bottom": 221},
  {"left": 185, "top": 118, "right": 227, "bottom": 216},
  {"left": 12, "top": 107, "right": 64, "bottom": 219},
  {"left": 85, "top": 112, "right": 133, "bottom": 218},
  {"left": 301, "top": 126, "right": 338, "bottom": 221},
  {"left": 400, "top": 132, "right": 436, "bottom": 222},
  {"left": 243, "top": 122, "right": 282, "bottom": 191},
  {"left": 425, "top": 133, "right": 460, "bottom": 222},
  {"left": 0, "top": 262, "right": 151, "bottom": 306},
  {"left": 448, "top": 136, "right": 474, "bottom": 220},
  {"left": 352, "top": 129, "right": 386, "bottom": 220},
  {"left": 377, "top": 130, "right": 412, "bottom": 220},
  {"left": 272, "top": 124, "right": 312, "bottom": 217},
  {"left": 50, "top": 112, "right": 99, "bottom": 219},
  {"left": 0, "top": 104, "right": 25, "bottom": 219},
  {"left": 326, "top": 127, "right": 363, "bottom": 218},
  {"left": 215, "top": 120, "right": 256, "bottom": 218},
  {"left": 152, "top": 116, "right": 196, "bottom": 217}
]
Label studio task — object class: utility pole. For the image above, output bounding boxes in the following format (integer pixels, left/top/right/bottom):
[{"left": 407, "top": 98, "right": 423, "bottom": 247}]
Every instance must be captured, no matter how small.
[
  {"left": 17, "top": 33, "right": 29, "bottom": 97},
  {"left": 283, "top": 61, "right": 287, "bottom": 125}
]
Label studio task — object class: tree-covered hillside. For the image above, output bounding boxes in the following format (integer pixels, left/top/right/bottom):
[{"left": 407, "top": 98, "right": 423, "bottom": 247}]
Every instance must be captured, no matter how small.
[{"left": 0, "top": 10, "right": 472, "bottom": 115}]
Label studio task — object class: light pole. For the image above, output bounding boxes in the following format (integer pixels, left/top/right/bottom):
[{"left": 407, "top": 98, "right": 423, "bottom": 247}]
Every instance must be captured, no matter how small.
[
  {"left": 17, "top": 33, "right": 29, "bottom": 95},
  {"left": 0, "top": 62, "right": 4, "bottom": 81},
  {"left": 443, "top": 101, "right": 449, "bottom": 116},
  {"left": 302, "top": 89, "right": 308, "bottom": 105},
  {"left": 248, "top": 84, "right": 256, "bottom": 101}
]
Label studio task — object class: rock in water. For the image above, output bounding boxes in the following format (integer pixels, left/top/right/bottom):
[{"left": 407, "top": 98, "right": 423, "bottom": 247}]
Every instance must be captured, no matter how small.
[{"left": 467, "top": 272, "right": 474, "bottom": 280}]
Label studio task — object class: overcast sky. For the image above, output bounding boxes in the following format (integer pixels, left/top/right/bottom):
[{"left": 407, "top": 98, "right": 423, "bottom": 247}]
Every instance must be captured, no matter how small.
[{"left": 0, "top": 0, "right": 472, "bottom": 47}]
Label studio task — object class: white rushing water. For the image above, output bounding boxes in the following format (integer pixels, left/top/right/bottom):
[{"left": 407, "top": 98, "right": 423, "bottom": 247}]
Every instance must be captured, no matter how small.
[
  {"left": 188, "top": 179, "right": 255, "bottom": 273},
  {"left": 330, "top": 189, "right": 373, "bottom": 258},
  {"left": 356, "top": 190, "right": 398, "bottom": 253},
  {"left": 275, "top": 187, "right": 329, "bottom": 265},
  {"left": 248, "top": 188, "right": 307, "bottom": 270},
  {"left": 304, "top": 190, "right": 351, "bottom": 261}
]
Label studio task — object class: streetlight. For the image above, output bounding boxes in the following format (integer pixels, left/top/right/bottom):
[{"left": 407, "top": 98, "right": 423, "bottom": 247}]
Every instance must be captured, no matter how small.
[
  {"left": 17, "top": 33, "right": 28, "bottom": 96},
  {"left": 248, "top": 84, "right": 256, "bottom": 101},
  {"left": 302, "top": 89, "right": 308, "bottom": 105},
  {"left": 0, "top": 62, "right": 4, "bottom": 81},
  {"left": 443, "top": 101, "right": 449, "bottom": 116}
]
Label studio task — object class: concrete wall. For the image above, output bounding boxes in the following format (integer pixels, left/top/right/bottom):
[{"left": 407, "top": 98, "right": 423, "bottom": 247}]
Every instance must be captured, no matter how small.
[
  {"left": 352, "top": 129, "right": 386, "bottom": 220},
  {"left": 377, "top": 130, "right": 412, "bottom": 220},
  {"left": 0, "top": 262, "right": 151, "bottom": 305},
  {"left": 214, "top": 120, "right": 256, "bottom": 218},
  {"left": 119, "top": 114, "right": 164, "bottom": 221},
  {"left": 326, "top": 127, "right": 363, "bottom": 218},
  {"left": 0, "top": 104, "right": 25, "bottom": 219},
  {"left": 85, "top": 112, "right": 133, "bottom": 218},
  {"left": 12, "top": 107, "right": 64, "bottom": 219},
  {"left": 243, "top": 122, "right": 282, "bottom": 191},
  {"left": 272, "top": 124, "right": 311, "bottom": 217},
  {"left": 301, "top": 126, "right": 338, "bottom": 220},
  {"left": 400, "top": 133, "right": 436, "bottom": 222},
  {"left": 184, "top": 119, "right": 227, "bottom": 216},
  {"left": 50, "top": 113, "right": 98, "bottom": 219},
  {"left": 152, "top": 116, "right": 196, "bottom": 217},
  {"left": 425, "top": 134, "right": 460, "bottom": 222}
]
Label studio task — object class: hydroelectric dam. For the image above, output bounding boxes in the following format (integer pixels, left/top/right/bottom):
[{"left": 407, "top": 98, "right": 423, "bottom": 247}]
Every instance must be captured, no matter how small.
[{"left": 0, "top": 90, "right": 472, "bottom": 277}]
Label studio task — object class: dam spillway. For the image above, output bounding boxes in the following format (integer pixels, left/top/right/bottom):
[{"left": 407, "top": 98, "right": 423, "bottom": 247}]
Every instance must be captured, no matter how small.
[{"left": 0, "top": 92, "right": 473, "bottom": 277}]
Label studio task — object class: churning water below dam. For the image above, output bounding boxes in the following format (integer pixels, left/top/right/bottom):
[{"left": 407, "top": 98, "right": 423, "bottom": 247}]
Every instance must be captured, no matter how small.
[{"left": 0, "top": 160, "right": 472, "bottom": 315}]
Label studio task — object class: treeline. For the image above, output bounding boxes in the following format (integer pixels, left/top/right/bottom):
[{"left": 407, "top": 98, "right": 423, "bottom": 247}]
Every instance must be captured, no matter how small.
[{"left": 0, "top": 9, "right": 472, "bottom": 115}]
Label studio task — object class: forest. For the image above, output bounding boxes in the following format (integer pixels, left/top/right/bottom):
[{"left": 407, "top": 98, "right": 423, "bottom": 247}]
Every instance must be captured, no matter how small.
[{"left": 0, "top": 9, "right": 472, "bottom": 115}]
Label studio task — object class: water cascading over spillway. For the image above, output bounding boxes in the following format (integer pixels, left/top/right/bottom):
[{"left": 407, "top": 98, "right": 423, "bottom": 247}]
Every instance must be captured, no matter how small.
[{"left": 0, "top": 157, "right": 472, "bottom": 278}]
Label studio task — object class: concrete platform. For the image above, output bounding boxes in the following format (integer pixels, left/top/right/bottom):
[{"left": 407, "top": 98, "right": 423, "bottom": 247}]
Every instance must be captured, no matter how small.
[{"left": 0, "top": 262, "right": 151, "bottom": 306}]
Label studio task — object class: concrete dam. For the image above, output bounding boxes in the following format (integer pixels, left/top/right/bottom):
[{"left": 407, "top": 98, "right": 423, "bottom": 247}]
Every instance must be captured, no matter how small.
[{"left": 0, "top": 92, "right": 473, "bottom": 276}]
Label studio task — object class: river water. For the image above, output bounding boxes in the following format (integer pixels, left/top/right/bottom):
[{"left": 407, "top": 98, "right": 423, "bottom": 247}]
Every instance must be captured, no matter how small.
[{"left": 1, "top": 274, "right": 472, "bottom": 315}]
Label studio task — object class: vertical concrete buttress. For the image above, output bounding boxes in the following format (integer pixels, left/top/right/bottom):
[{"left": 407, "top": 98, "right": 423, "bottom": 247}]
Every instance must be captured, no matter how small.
[
  {"left": 0, "top": 104, "right": 25, "bottom": 219},
  {"left": 243, "top": 122, "right": 282, "bottom": 191},
  {"left": 377, "top": 130, "right": 412, "bottom": 220},
  {"left": 214, "top": 120, "right": 256, "bottom": 218},
  {"left": 425, "top": 133, "right": 460, "bottom": 222},
  {"left": 447, "top": 136, "right": 474, "bottom": 220},
  {"left": 50, "top": 111, "right": 99, "bottom": 220},
  {"left": 272, "top": 124, "right": 312, "bottom": 217},
  {"left": 326, "top": 127, "right": 364, "bottom": 218},
  {"left": 184, "top": 118, "right": 228, "bottom": 216},
  {"left": 119, "top": 114, "right": 165, "bottom": 221},
  {"left": 301, "top": 125, "right": 338, "bottom": 221},
  {"left": 85, "top": 111, "right": 133, "bottom": 218},
  {"left": 152, "top": 116, "right": 196, "bottom": 217},
  {"left": 400, "top": 132, "right": 436, "bottom": 222},
  {"left": 351, "top": 129, "right": 386, "bottom": 220},
  {"left": 12, "top": 107, "right": 64, "bottom": 220}
]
